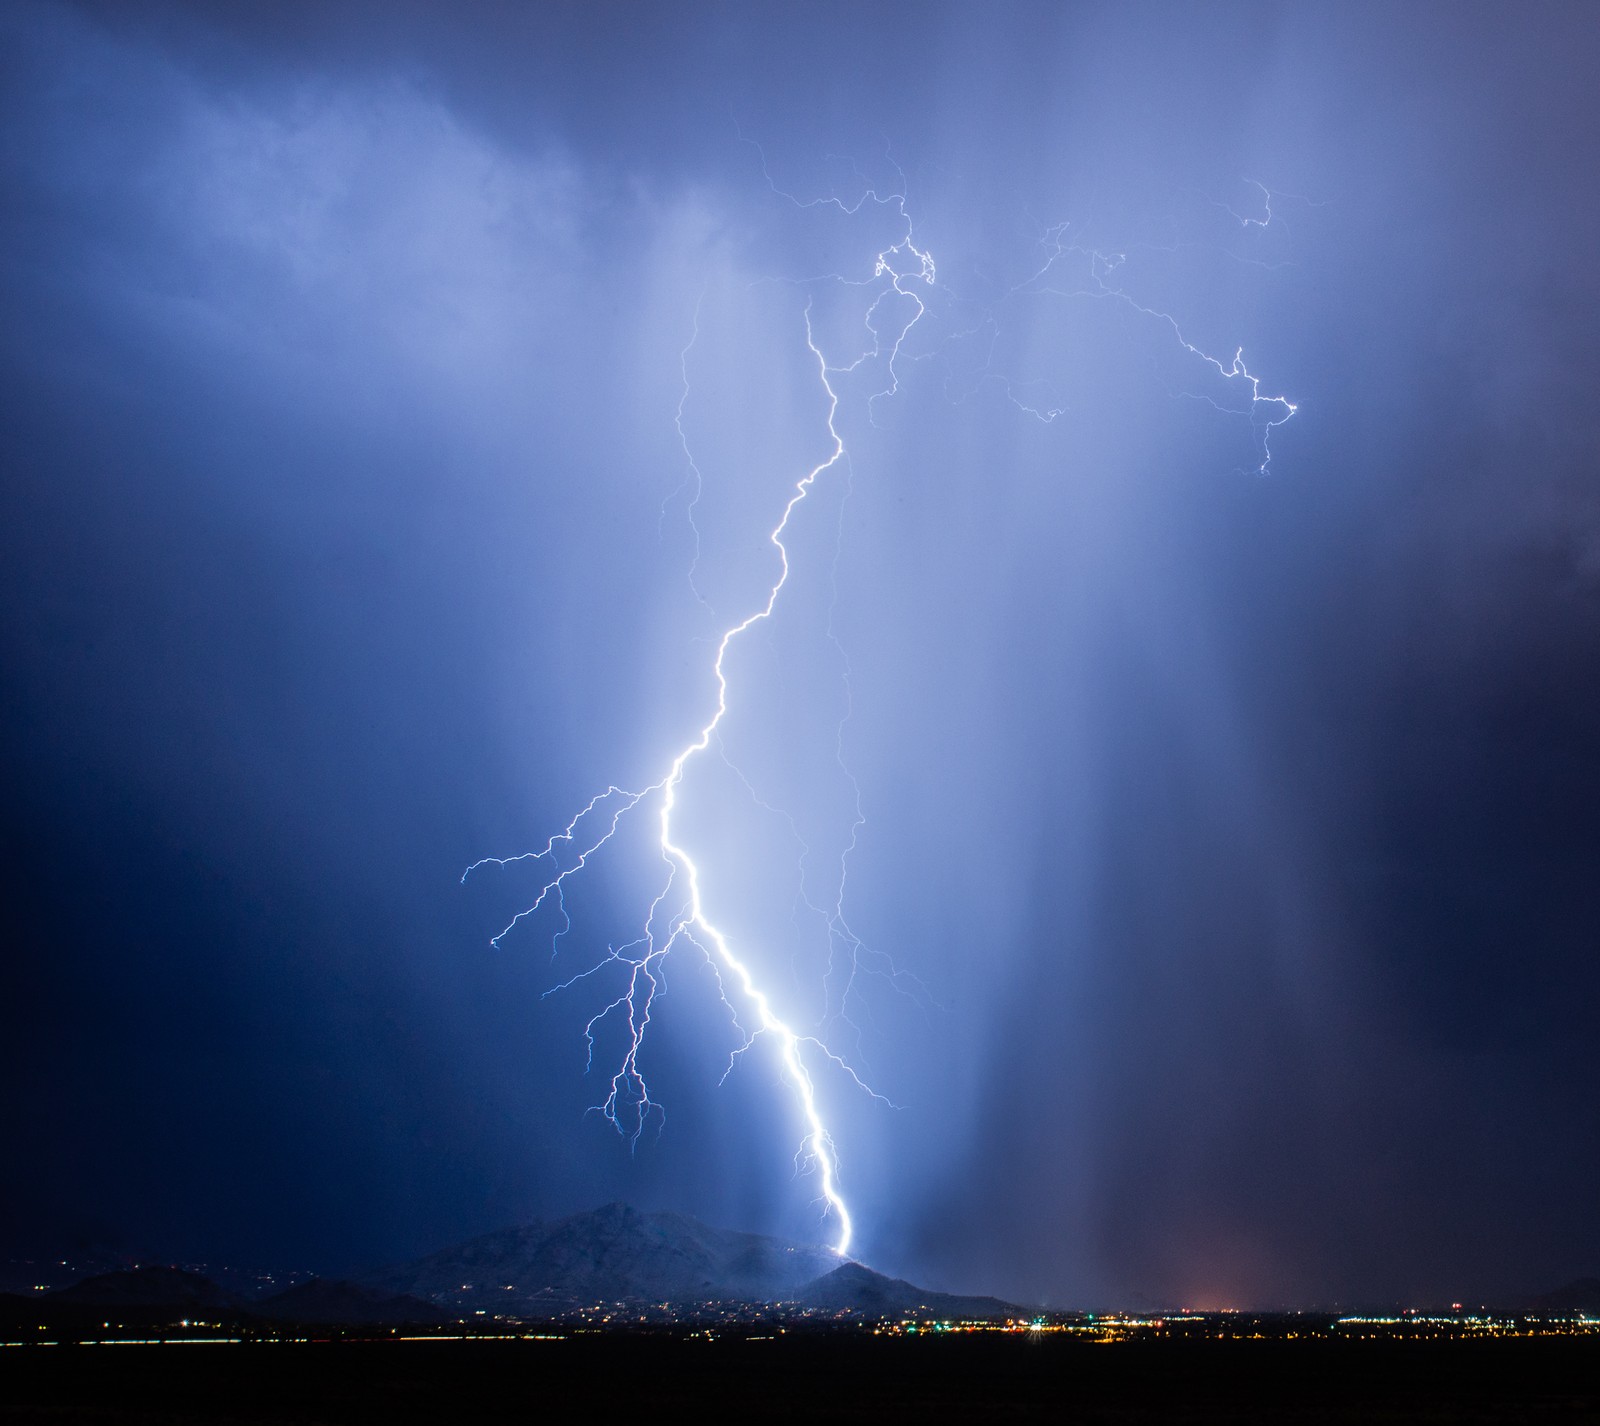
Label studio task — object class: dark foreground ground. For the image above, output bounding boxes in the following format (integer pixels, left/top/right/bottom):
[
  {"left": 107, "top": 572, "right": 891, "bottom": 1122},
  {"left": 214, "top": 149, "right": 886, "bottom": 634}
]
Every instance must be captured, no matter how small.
[{"left": 4, "top": 1333, "right": 1600, "bottom": 1424}]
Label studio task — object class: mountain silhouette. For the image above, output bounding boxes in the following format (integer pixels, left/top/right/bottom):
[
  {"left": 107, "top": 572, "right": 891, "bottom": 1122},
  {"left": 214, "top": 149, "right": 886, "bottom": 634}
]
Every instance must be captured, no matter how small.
[
  {"left": 48, "top": 1265, "right": 241, "bottom": 1311},
  {"left": 363, "top": 1202, "right": 842, "bottom": 1314},
  {"left": 1526, "top": 1278, "right": 1600, "bottom": 1314},
  {"left": 796, "top": 1262, "right": 1021, "bottom": 1321},
  {"left": 258, "top": 1278, "right": 448, "bottom": 1324},
  {"left": 361, "top": 1203, "right": 1022, "bottom": 1321}
]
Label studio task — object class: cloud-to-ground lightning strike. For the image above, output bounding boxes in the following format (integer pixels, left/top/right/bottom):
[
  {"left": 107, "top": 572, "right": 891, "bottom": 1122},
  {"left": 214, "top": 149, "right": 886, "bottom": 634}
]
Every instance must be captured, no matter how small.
[
  {"left": 465, "top": 213, "right": 931, "bottom": 1256},
  {"left": 466, "top": 163, "right": 1296, "bottom": 1260}
]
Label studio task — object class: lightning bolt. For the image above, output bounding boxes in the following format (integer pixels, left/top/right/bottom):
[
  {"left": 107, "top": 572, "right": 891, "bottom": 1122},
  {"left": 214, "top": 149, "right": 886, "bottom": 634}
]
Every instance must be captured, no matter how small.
[
  {"left": 1012, "top": 219, "right": 1298, "bottom": 473},
  {"left": 940, "top": 179, "right": 1300, "bottom": 472},
  {"left": 467, "top": 197, "right": 930, "bottom": 1257},
  {"left": 466, "top": 157, "right": 1298, "bottom": 1261}
]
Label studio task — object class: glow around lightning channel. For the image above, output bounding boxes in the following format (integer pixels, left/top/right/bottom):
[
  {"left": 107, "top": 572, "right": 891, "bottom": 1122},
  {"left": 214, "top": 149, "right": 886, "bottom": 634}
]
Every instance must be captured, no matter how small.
[
  {"left": 464, "top": 233, "right": 929, "bottom": 1255},
  {"left": 466, "top": 167, "right": 1296, "bottom": 1262},
  {"left": 652, "top": 320, "right": 862, "bottom": 1255}
]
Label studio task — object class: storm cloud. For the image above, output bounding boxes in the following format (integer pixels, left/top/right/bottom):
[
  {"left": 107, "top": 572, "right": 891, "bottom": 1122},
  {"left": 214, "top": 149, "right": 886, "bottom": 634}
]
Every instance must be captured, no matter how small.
[{"left": 2, "top": 1, "right": 1597, "bottom": 1309}]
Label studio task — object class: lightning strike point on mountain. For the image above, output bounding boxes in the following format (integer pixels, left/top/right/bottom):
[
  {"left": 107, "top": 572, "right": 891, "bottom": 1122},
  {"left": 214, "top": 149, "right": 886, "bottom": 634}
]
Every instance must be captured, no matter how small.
[{"left": 466, "top": 163, "right": 1295, "bottom": 1263}]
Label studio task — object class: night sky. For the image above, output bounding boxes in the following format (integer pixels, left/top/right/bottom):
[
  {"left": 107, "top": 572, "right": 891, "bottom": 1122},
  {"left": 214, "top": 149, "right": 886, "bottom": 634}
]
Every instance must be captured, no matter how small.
[{"left": 3, "top": 1, "right": 1598, "bottom": 1311}]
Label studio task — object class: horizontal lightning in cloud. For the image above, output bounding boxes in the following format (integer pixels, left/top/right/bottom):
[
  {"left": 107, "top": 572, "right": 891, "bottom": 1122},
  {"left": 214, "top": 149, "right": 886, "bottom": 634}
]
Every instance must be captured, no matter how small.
[{"left": 1015, "top": 221, "right": 1298, "bottom": 473}]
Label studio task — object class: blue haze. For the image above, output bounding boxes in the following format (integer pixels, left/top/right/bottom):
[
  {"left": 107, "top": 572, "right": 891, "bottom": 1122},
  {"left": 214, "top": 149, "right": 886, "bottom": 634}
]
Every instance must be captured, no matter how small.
[{"left": 2, "top": 1, "right": 1597, "bottom": 1309}]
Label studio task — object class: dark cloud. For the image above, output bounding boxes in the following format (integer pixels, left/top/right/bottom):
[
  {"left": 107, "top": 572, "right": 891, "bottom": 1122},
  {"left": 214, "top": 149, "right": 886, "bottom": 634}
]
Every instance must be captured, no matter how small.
[{"left": 2, "top": 0, "right": 1597, "bottom": 1304}]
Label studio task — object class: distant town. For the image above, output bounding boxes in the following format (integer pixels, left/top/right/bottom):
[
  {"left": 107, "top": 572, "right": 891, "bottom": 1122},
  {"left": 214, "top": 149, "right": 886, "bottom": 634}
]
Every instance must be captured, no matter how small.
[
  {"left": 4, "top": 1201, "right": 1598, "bottom": 1348},
  {"left": 6, "top": 1306, "right": 1600, "bottom": 1349}
]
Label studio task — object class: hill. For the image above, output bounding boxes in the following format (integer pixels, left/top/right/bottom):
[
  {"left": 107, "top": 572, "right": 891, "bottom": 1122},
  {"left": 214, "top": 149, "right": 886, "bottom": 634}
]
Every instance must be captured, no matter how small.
[
  {"left": 1527, "top": 1278, "right": 1600, "bottom": 1315},
  {"left": 796, "top": 1262, "right": 1022, "bottom": 1321},
  {"left": 361, "top": 1203, "right": 1021, "bottom": 1322},
  {"left": 258, "top": 1278, "right": 448, "bottom": 1325},
  {"left": 48, "top": 1265, "right": 241, "bottom": 1311},
  {"left": 362, "top": 1202, "right": 844, "bottom": 1316}
]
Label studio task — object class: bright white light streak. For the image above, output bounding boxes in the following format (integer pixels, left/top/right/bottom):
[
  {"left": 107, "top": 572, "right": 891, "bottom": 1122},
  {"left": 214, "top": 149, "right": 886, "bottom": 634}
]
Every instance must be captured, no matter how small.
[
  {"left": 467, "top": 160, "right": 1297, "bottom": 1259},
  {"left": 467, "top": 224, "right": 929, "bottom": 1254}
]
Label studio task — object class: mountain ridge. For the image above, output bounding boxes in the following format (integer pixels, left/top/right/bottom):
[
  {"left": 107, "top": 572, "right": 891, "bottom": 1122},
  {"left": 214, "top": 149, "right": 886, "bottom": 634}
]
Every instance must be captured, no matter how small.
[
  {"left": 358, "top": 1203, "right": 1026, "bottom": 1321},
  {"left": 360, "top": 1202, "right": 846, "bottom": 1315}
]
